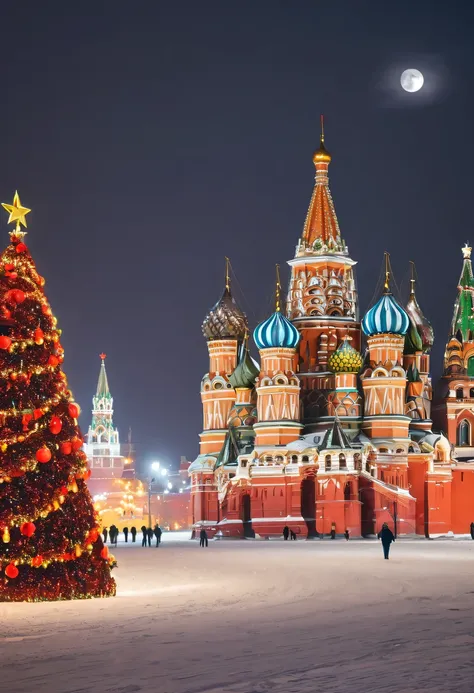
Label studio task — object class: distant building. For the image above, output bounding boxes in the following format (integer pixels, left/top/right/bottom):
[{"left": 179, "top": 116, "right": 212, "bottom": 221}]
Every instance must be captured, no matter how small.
[{"left": 83, "top": 353, "right": 125, "bottom": 495}]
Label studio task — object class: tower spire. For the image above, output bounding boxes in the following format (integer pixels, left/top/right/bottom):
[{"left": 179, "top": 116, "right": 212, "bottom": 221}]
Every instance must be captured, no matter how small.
[
  {"left": 298, "top": 117, "right": 346, "bottom": 257},
  {"left": 384, "top": 252, "right": 391, "bottom": 293},
  {"left": 225, "top": 256, "right": 230, "bottom": 291},
  {"left": 96, "top": 353, "right": 110, "bottom": 397},
  {"left": 409, "top": 260, "right": 416, "bottom": 296},
  {"left": 275, "top": 264, "right": 281, "bottom": 312}
]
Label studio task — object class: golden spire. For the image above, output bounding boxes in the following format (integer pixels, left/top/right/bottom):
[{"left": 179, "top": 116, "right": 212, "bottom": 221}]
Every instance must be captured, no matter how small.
[
  {"left": 409, "top": 260, "right": 416, "bottom": 297},
  {"left": 320, "top": 114, "right": 325, "bottom": 144},
  {"left": 225, "top": 256, "right": 230, "bottom": 291},
  {"left": 275, "top": 264, "right": 282, "bottom": 312},
  {"left": 384, "top": 252, "right": 391, "bottom": 293},
  {"left": 2, "top": 191, "right": 31, "bottom": 240}
]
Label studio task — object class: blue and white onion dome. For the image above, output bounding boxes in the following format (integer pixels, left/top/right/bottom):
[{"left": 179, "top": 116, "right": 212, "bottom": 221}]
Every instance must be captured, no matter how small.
[
  {"left": 253, "top": 311, "right": 300, "bottom": 350},
  {"left": 362, "top": 292, "right": 410, "bottom": 337}
]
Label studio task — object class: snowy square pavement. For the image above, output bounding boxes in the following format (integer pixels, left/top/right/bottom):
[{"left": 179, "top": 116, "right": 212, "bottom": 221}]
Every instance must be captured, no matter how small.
[{"left": 1, "top": 537, "right": 474, "bottom": 693}]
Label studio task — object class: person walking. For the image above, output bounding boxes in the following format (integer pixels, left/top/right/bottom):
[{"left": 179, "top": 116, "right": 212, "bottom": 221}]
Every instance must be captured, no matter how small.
[
  {"left": 147, "top": 527, "right": 153, "bottom": 547},
  {"left": 109, "top": 525, "right": 118, "bottom": 546},
  {"left": 123, "top": 526, "right": 129, "bottom": 543},
  {"left": 131, "top": 526, "right": 137, "bottom": 543},
  {"left": 154, "top": 524, "right": 162, "bottom": 547},
  {"left": 470, "top": 521, "right": 474, "bottom": 540},
  {"left": 378, "top": 523, "right": 395, "bottom": 559},
  {"left": 282, "top": 525, "right": 289, "bottom": 541},
  {"left": 290, "top": 530, "right": 296, "bottom": 541},
  {"left": 141, "top": 525, "right": 147, "bottom": 547},
  {"left": 344, "top": 529, "right": 350, "bottom": 541},
  {"left": 102, "top": 527, "right": 108, "bottom": 544},
  {"left": 199, "top": 527, "right": 208, "bottom": 547},
  {"left": 330, "top": 523, "right": 336, "bottom": 540}
]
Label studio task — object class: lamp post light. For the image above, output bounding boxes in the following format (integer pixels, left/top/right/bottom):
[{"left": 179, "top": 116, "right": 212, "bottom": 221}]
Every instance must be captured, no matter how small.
[{"left": 147, "top": 462, "right": 161, "bottom": 528}]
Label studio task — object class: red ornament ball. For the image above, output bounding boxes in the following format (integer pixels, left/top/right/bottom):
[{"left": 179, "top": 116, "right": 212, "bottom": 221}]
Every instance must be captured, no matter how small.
[
  {"left": 49, "top": 415, "right": 62, "bottom": 435},
  {"left": 68, "top": 403, "right": 80, "bottom": 419},
  {"left": 36, "top": 446, "right": 52, "bottom": 464},
  {"left": 0, "top": 336, "right": 11, "bottom": 350},
  {"left": 15, "top": 243, "right": 27, "bottom": 254},
  {"left": 71, "top": 437, "right": 83, "bottom": 452},
  {"left": 59, "top": 441, "right": 72, "bottom": 455},
  {"left": 31, "top": 555, "right": 43, "bottom": 567},
  {"left": 13, "top": 289, "right": 25, "bottom": 304},
  {"left": 5, "top": 564, "right": 18, "bottom": 579},
  {"left": 48, "top": 354, "right": 59, "bottom": 367},
  {"left": 33, "top": 408, "right": 43, "bottom": 420},
  {"left": 20, "top": 522, "right": 36, "bottom": 538}
]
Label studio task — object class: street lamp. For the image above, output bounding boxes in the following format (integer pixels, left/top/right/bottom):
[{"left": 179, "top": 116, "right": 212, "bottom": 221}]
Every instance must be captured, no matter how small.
[{"left": 147, "top": 462, "right": 161, "bottom": 528}]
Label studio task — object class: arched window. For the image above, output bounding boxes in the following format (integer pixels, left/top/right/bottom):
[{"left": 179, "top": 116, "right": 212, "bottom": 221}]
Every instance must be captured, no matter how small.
[
  {"left": 291, "top": 455, "right": 298, "bottom": 464},
  {"left": 457, "top": 420, "right": 470, "bottom": 446},
  {"left": 468, "top": 356, "right": 474, "bottom": 377},
  {"left": 456, "top": 387, "right": 464, "bottom": 399},
  {"left": 470, "top": 388, "right": 474, "bottom": 398},
  {"left": 339, "top": 453, "right": 347, "bottom": 469},
  {"left": 325, "top": 454, "right": 331, "bottom": 471}
]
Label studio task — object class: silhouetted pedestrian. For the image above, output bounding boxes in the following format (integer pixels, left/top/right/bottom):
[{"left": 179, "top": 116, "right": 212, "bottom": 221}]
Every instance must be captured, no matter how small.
[
  {"left": 290, "top": 530, "right": 296, "bottom": 540},
  {"left": 131, "top": 526, "right": 137, "bottom": 542},
  {"left": 330, "top": 523, "right": 336, "bottom": 540},
  {"left": 283, "top": 525, "right": 289, "bottom": 541},
  {"left": 154, "top": 524, "right": 162, "bottom": 547},
  {"left": 141, "top": 525, "right": 147, "bottom": 547},
  {"left": 123, "top": 526, "right": 129, "bottom": 543},
  {"left": 147, "top": 527, "right": 153, "bottom": 547},
  {"left": 109, "top": 525, "right": 118, "bottom": 546},
  {"left": 199, "top": 528, "right": 208, "bottom": 547},
  {"left": 470, "top": 522, "right": 474, "bottom": 540},
  {"left": 102, "top": 527, "right": 108, "bottom": 543},
  {"left": 344, "top": 529, "right": 350, "bottom": 541},
  {"left": 378, "top": 523, "right": 395, "bottom": 559}
]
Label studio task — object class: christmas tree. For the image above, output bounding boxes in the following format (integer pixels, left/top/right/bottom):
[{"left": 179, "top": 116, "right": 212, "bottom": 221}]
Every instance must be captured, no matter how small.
[{"left": 0, "top": 192, "right": 116, "bottom": 601}]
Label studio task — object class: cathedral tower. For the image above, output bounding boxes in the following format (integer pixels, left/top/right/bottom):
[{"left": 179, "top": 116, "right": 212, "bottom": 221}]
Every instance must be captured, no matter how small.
[
  {"left": 286, "top": 118, "right": 360, "bottom": 431},
  {"left": 254, "top": 268, "right": 302, "bottom": 446},
  {"left": 361, "top": 255, "right": 411, "bottom": 440},
  {"left": 189, "top": 261, "right": 248, "bottom": 529}
]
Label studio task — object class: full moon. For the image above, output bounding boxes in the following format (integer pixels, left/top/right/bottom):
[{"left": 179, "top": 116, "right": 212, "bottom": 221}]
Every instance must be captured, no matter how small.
[{"left": 400, "top": 68, "right": 424, "bottom": 93}]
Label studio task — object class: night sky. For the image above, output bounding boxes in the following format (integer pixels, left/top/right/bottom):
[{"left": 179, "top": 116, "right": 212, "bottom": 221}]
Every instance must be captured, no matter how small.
[{"left": 0, "top": 2, "right": 473, "bottom": 471}]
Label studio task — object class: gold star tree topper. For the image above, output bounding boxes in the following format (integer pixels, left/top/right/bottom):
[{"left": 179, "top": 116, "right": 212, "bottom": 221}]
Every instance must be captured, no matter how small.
[{"left": 2, "top": 191, "right": 31, "bottom": 239}]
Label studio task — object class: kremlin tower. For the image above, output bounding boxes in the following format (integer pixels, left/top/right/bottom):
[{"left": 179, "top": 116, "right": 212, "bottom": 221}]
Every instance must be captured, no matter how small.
[
  {"left": 190, "top": 123, "right": 474, "bottom": 539},
  {"left": 83, "top": 354, "right": 125, "bottom": 495}
]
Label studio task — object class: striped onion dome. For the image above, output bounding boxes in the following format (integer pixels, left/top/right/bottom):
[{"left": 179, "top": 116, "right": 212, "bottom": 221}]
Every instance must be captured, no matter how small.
[
  {"left": 253, "top": 311, "right": 300, "bottom": 350},
  {"left": 362, "top": 293, "right": 410, "bottom": 337},
  {"left": 328, "top": 337, "right": 363, "bottom": 374}
]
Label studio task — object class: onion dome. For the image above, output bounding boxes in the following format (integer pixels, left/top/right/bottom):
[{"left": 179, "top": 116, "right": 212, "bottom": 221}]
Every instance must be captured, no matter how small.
[
  {"left": 404, "top": 316, "right": 423, "bottom": 354},
  {"left": 328, "top": 337, "right": 363, "bottom": 374},
  {"left": 362, "top": 293, "right": 409, "bottom": 337},
  {"left": 254, "top": 311, "right": 300, "bottom": 350},
  {"left": 229, "top": 344, "right": 260, "bottom": 389},
  {"left": 405, "top": 264, "right": 434, "bottom": 352},
  {"left": 362, "top": 252, "right": 409, "bottom": 337},
  {"left": 202, "top": 286, "right": 248, "bottom": 341}
]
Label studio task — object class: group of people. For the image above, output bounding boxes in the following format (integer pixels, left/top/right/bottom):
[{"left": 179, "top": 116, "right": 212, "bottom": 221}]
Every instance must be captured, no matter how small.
[
  {"left": 281, "top": 523, "right": 396, "bottom": 559},
  {"left": 282, "top": 526, "right": 297, "bottom": 541},
  {"left": 101, "top": 524, "right": 163, "bottom": 547}
]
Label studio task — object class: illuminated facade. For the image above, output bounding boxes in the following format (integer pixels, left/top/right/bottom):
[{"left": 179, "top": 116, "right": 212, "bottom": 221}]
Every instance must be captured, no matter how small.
[{"left": 190, "top": 124, "right": 474, "bottom": 539}]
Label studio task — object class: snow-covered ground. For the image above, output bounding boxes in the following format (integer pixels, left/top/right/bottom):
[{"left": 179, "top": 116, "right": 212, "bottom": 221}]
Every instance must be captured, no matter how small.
[{"left": 1, "top": 538, "right": 474, "bottom": 693}]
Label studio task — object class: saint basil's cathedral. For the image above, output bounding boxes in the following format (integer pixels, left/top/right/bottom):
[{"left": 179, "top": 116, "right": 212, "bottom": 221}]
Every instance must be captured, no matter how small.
[{"left": 189, "top": 125, "right": 474, "bottom": 539}]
